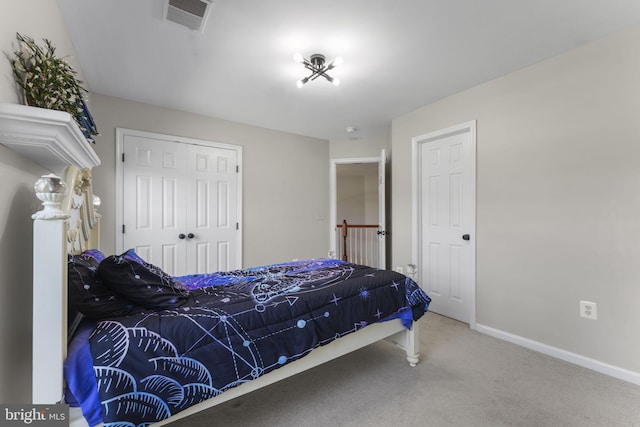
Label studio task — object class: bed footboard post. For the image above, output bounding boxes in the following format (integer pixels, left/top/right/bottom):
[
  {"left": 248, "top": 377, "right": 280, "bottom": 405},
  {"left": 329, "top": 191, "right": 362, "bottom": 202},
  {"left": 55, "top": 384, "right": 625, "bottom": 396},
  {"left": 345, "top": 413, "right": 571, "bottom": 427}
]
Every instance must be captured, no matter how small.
[
  {"left": 404, "top": 263, "right": 420, "bottom": 367},
  {"left": 32, "top": 174, "right": 70, "bottom": 404},
  {"left": 406, "top": 321, "right": 420, "bottom": 367}
]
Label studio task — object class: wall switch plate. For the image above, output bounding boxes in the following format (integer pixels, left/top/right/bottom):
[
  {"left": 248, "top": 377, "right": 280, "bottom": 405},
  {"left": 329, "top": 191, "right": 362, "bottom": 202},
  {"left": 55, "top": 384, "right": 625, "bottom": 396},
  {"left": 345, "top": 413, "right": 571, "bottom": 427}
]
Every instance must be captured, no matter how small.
[{"left": 580, "top": 301, "right": 598, "bottom": 320}]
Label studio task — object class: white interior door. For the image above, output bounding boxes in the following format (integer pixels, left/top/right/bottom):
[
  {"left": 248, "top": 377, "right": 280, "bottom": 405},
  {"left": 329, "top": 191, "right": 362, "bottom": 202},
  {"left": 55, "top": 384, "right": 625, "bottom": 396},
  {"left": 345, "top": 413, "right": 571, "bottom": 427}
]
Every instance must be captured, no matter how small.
[
  {"left": 186, "top": 143, "right": 238, "bottom": 273},
  {"left": 122, "top": 135, "right": 187, "bottom": 275},
  {"left": 118, "top": 129, "right": 242, "bottom": 276},
  {"left": 413, "top": 122, "right": 476, "bottom": 326}
]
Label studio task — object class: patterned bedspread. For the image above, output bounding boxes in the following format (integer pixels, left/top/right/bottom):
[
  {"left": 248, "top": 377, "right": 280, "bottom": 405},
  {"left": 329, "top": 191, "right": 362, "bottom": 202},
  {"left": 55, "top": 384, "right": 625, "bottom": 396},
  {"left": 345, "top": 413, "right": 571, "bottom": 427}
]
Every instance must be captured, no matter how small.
[{"left": 67, "top": 259, "right": 430, "bottom": 426}]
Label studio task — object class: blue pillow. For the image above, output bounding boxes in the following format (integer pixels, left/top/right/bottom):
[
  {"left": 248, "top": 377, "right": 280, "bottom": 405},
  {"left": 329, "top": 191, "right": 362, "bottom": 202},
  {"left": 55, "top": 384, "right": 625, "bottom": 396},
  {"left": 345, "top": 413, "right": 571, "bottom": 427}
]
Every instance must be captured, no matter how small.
[{"left": 97, "top": 249, "right": 189, "bottom": 310}]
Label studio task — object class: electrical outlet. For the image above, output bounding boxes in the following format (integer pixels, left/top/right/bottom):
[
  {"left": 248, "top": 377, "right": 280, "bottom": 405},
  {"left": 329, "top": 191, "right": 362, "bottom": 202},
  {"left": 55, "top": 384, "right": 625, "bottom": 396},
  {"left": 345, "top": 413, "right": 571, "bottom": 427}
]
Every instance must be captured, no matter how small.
[
  {"left": 580, "top": 301, "right": 597, "bottom": 320},
  {"left": 395, "top": 266, "right": 403, "bottom": 274}
]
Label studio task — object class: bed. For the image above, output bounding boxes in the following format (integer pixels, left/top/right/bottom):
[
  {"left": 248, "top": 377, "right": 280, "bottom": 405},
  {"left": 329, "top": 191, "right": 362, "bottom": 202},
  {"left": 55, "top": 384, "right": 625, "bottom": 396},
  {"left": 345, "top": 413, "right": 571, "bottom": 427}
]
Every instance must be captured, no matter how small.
[{"left": 31, "top": 165, "right": 430, "bottom": 427}]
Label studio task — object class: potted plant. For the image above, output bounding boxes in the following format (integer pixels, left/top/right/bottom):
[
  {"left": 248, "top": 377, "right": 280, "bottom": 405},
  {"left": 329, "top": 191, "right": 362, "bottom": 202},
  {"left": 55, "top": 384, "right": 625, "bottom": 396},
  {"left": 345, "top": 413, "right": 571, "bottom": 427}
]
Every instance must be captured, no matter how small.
[{"left": 9, "top": 33, "right": 98, "bottom": 143}]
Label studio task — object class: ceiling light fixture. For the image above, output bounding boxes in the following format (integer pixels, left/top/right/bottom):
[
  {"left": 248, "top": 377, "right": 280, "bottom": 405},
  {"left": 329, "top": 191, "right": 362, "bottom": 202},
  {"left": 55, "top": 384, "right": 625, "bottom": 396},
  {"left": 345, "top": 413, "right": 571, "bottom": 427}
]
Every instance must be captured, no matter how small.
[{"left": 294, "top": 53, "right": 342, "bottom": 88}]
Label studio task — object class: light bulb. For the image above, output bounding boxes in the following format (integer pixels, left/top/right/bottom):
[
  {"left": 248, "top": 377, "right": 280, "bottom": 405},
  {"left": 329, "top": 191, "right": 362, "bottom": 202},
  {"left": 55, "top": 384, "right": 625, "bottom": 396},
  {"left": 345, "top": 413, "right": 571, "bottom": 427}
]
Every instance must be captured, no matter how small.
[
  {"left": 293, "top": 53, "right": 304, "bottom": 63},
  {"left": 332, "top": 57, "right": 343, "bottom": 67},
  {"left": 332, "top": 78, "right": 341, "bottom": 86},
  {"left": 296, "top": 79, "right": 305, "bottom": 88}
]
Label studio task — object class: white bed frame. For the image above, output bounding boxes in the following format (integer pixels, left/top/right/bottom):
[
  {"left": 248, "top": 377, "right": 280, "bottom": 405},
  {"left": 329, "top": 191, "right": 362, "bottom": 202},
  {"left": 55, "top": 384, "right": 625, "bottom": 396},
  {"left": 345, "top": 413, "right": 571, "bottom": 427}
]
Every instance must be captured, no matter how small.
[{"left": 17, "top": 104, "right": 420, "bottom": 426}]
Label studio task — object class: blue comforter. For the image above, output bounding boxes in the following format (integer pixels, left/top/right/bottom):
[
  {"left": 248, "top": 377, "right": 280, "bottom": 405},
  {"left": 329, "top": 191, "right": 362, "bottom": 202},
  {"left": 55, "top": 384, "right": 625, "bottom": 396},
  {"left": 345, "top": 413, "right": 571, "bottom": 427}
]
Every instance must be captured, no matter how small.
[{"left": 66, "top": 259, "right": 430, "bottom": 426}]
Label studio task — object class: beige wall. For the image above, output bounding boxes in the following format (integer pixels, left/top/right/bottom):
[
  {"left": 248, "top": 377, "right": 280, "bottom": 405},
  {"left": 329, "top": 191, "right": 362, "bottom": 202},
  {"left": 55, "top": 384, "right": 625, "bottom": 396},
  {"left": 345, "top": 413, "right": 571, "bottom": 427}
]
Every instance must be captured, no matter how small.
[
  {"left": 90, "top": 95, "right": 330, "bottom": 267},
  {"left": 0, "top": 0, "right": 86, "bottom": 403},
  {"left": 336, "top": 171, "right": 378, "bottom": 225},
  {"left": 337, "top": 175, "right": 367, "bottom": 223},
  {"left": 392, "top": 24, "right": 640, "bottom": 373},
  {"left": 330, "top": 132, "right": 389, "bottom": 159}
]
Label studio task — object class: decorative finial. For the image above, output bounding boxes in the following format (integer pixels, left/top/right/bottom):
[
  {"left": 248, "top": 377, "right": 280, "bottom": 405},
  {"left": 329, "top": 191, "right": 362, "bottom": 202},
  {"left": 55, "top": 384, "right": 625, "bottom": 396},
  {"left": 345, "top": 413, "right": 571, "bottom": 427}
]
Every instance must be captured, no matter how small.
[{"left": 32, "top": 174, "right": 69, "bottom": 220}]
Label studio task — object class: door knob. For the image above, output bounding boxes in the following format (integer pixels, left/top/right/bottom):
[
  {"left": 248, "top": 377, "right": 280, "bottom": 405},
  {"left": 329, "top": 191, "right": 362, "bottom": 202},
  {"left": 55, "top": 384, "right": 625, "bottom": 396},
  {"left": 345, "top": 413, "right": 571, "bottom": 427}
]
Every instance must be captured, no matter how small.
[
  {"left": 178, "top": 233, "right": 186, "bottom": 240},
  {"left": 187, "top": 233, "right": 195, "bottom": 239},
  {"left": 462, "top": 234, "right": 470, "bottom": 241}
]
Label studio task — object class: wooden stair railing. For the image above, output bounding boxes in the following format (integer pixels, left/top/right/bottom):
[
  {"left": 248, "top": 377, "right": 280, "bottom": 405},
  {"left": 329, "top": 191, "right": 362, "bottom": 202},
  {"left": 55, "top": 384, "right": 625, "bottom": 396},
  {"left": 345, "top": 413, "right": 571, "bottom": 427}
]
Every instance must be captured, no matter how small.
[{"left": 338, "top": 219, "right": 380, "bottom": 265}]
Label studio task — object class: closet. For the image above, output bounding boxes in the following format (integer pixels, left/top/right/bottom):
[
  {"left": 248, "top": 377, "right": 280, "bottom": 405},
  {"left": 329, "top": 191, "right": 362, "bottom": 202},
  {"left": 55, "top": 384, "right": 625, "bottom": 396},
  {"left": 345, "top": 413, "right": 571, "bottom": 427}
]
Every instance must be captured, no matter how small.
[{"left": 117, "top": 129, "right": 242, "bottom": 276}]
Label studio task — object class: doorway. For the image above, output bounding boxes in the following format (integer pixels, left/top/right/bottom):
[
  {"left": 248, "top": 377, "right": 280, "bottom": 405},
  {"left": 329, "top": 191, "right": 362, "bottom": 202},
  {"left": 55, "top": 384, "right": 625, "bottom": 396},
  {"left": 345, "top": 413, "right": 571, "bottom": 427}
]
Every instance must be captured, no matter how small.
[{"left": 330, "top": 150, "right": 387, "bottom": 269}]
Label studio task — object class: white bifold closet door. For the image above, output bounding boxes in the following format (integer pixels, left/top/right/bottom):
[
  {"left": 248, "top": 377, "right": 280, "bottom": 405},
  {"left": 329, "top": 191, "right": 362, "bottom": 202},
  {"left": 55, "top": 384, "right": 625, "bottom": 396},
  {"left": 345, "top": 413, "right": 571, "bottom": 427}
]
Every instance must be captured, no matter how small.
[{"left": 122, "top": 134, "right": 239, "bottom": 276}]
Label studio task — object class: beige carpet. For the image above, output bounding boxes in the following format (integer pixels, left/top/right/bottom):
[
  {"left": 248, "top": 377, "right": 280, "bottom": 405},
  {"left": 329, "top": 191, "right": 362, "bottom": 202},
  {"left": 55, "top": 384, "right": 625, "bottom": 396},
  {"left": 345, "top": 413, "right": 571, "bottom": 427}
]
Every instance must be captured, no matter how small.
[{"left": 170, "top": 312, "right": 640, "bottom": 426}]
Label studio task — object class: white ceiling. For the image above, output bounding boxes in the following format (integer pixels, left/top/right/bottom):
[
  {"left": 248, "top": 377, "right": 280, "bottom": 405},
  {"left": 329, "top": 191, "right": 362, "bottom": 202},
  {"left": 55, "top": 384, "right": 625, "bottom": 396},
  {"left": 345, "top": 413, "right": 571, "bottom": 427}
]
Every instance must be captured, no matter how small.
[{"left": 57, "top": 0, "right": 640, "bottom": 141}]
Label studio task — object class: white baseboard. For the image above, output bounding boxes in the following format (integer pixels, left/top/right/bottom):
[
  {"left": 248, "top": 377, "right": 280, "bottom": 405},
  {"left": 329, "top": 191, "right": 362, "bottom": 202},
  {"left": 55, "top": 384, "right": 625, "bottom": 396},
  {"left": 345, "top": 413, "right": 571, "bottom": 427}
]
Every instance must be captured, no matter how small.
[{"left": 475, "top": 323, "right": 640, "bottom": 386}]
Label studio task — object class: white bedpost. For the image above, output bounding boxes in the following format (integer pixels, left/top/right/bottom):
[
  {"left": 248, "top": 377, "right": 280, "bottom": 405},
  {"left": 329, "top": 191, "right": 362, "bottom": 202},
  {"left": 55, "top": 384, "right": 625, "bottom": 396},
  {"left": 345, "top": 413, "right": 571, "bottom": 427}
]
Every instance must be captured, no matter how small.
[
  {"left": 405, "top": 321, "right": 420, "bottom": 367},
  {"left": 32, "top": 173, "right": 70, "bottom": 404},
  {"left": 405, "top": 263, "right": 420, "bottom": 367}
]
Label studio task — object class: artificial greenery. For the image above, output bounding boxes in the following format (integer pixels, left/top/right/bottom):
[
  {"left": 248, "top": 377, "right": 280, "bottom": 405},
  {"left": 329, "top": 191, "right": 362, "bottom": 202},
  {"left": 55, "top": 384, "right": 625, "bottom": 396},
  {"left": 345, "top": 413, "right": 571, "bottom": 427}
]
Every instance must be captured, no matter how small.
[{"left": 9, "top": 33, "right": 98, "bottom": 143}]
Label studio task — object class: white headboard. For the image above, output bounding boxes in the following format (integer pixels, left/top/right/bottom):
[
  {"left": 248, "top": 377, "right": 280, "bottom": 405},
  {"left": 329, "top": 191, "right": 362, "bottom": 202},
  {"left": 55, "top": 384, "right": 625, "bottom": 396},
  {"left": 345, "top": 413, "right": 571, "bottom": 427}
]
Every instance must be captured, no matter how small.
[{"left": 0, "top": 103, "right": 101, "bottom": 405}]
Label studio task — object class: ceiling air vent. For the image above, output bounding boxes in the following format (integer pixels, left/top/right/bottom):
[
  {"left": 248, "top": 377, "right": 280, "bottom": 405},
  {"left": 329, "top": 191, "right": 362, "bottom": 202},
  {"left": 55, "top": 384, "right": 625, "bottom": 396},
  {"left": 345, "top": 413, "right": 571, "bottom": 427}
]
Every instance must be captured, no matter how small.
[{"left": 163, "top": 0, "right": 213, "bottom": 32}]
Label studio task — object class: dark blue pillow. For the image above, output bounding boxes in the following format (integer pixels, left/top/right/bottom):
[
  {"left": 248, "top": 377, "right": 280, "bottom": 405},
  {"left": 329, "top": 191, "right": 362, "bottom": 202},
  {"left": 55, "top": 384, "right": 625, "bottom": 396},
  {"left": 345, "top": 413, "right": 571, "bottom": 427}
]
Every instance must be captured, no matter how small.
[
  {"left": 68, "top": 252, "right": 141, "bottom": 320},
  {"left": 97, "top": 249, "right": 189, "bottom": 310}
]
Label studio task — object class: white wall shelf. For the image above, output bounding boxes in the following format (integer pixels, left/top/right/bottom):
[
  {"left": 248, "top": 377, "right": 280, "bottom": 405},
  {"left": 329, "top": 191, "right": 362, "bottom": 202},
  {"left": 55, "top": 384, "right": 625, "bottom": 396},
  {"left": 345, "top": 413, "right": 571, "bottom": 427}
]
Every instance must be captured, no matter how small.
[{"left": 0, "top": 103, "right": 100, "bottom": 173}]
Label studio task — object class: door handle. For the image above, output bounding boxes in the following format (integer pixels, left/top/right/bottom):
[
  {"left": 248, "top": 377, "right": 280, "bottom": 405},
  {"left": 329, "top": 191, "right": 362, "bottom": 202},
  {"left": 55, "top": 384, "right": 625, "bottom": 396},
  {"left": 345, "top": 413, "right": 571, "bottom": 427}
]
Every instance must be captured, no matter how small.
[
  {"left": 187, "top": 233, "right": 195, "bottom": 239},
  {"left": 462, "top": 234, "right": 470, "bottom": 241},
  {"left": 178, "top": 233, "right": 186, "bottom": 240}
]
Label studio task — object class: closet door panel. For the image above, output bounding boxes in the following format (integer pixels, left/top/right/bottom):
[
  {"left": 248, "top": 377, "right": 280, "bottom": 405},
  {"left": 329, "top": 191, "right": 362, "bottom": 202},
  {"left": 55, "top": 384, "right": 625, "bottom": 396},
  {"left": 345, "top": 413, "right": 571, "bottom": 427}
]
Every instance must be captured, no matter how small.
[
  {"left": 122, "top": 135, "right": 187, "bottom": 276},
  {"left": 186, "top": 144, "right": 239, "bottom": 273}
]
